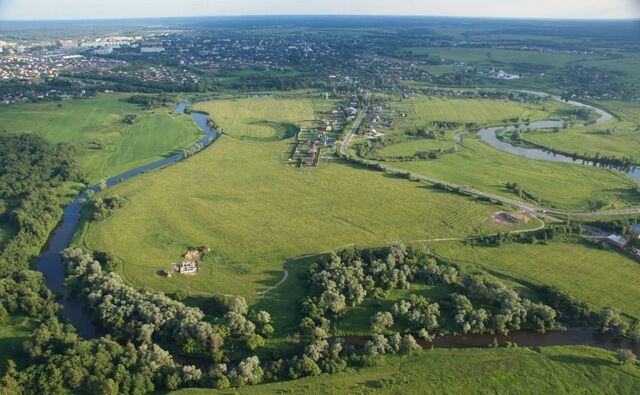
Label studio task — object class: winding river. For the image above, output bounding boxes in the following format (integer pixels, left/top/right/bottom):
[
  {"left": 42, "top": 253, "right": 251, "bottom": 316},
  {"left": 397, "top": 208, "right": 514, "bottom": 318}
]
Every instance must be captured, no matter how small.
[
  {"left": 33, "top": 95, "right": 637, "bottom": 357},
  {"left": 473, "top": 92, "right": 640, "bottom": 183},
  {"left": 35, "top": 100, "right": 218, "bottom": 338}
]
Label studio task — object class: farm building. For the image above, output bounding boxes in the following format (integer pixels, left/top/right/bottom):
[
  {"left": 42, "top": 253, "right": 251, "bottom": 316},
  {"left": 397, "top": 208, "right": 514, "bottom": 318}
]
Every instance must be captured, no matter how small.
[
  {"left": 178, "top": 261, "right": 197, "bottom": 275},
  {"left": 606, "top": 234, "right": 628, "bottom": 249}
]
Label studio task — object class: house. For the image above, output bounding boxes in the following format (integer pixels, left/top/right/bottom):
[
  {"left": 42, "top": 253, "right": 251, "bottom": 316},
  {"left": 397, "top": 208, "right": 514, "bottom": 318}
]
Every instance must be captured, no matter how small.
[
  {"left": 631, "top": 224, "right": 640, "bottom": 239},
  {"left": 606, "top": 234, "right": 628, "bottom": 249},
  {"left": 178, "top": 261, "right": 197, "bottom": 275}
]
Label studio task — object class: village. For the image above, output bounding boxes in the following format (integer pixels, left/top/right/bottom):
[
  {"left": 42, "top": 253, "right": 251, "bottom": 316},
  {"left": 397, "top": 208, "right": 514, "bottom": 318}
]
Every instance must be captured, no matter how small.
[{"left": 290, "top": 97, "right": 356, "bottom": 167}]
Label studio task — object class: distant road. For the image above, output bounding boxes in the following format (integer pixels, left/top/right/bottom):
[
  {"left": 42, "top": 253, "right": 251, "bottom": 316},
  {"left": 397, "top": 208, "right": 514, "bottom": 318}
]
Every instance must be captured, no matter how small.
[{"left": 339, "top": 91, "right": 371, "bottom": 156}]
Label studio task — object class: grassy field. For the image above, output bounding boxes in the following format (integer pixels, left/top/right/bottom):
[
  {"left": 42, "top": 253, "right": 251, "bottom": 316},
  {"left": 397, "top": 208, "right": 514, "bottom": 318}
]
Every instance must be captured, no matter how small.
[
  {"left": 171, "top": 346, "right": 640, "bottom": 394},
  {"left": 0, "top": 94, "right": 203, "bottom": 182},
  {"left": 0, "top": 316, "right": 36, "bottom": 375},
  {"left": 359, "top": 95, "right": 573, "bottom": 159},
  {"left": 374, "top": 96, "right": 572, "bottom": 139},
  {"left": 193, "top": 97, "right": 335, "bottom": 140},
  {"left": 524, "top": 101, "right": 640, "bottom": 162},
  {"left": 77, "top": 98, "right": 529, "bottom": 297},
  {"left": 397, "top": 47, "right": 605, "bottom": 70},
  {"left": 377, "top": 139, "right": 457, "bottom": 158},
  {"left": 0, "top": 222, "right": 16, "bottom": 250},
  {"left": 389, "top": 137, "right": 639, "bottom": 211},
  {"left": 391, "top": 96, "right": 569, "bottom": 129},
  {"left": 427, "top": 239, "right": 640, "bottom": 319}
]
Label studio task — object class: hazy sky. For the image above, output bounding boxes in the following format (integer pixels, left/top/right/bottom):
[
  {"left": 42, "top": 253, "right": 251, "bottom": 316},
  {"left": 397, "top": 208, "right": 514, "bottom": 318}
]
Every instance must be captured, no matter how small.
[{"left": 1, "top": 0, "right": 639, "bottom": 21}]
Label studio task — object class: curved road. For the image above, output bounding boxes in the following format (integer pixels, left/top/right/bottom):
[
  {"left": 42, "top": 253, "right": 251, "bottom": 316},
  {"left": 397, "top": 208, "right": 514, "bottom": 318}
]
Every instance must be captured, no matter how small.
[{"left": 259, "top": 217, "right": 546, "bottom": 295}]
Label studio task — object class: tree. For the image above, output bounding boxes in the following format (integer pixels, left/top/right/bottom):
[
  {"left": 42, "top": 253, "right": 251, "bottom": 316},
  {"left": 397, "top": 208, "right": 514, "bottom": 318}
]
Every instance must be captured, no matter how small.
[
  {"left": 255, "top": 310, "right": 271, "bottom": 324},
  {"left": 245, "top": 334, "right": 265, "bottom": 351},
  {"left": 370, "top": 311, "right": 394, "bottom": 333},
  {"left": 615, "top": 349, "right": 637, "bottom": 365},
  {"left": 600, "top": 308, "right": 629, "bottom": 336},
  {"left": 399, "top": 334, "right": 421, "bottom": 354}
]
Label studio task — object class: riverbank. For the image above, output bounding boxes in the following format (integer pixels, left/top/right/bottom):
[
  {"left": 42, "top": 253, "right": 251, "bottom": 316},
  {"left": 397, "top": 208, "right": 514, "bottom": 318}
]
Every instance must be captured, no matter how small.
[{"left": 35, "top": 100, "right": 220, "bottom": 339}]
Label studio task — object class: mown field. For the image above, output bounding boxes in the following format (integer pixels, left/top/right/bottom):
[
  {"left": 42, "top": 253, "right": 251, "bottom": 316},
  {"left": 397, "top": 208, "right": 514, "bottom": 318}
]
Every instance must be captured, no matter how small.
[
  {"left": 391, "top": 96, "right": 570, "bottom": 129},
  {"left": 0, "top": 94, "right": 202, "bottom": 182},
  {"left": 76, "top": 98, "right": 531, "bottom": 297},
  {"left": 524, "top": 101, "right": 640, "bottom": 162},
  {"left": 171, "top": 346, "right": 640, "bottom": 395},
  {"left": 389, "top": 137, "right": 639, "bottom": 211},
  {"left": 427, "top": 239, "right": 640, "bottom": 319},
  {"left": 378, "top": 139, "right": 457, "bottom": 158},
  {"left": 0, "top": 316, "right": 36, "bottom": 375},
  {"left": 193, "top": 97, "right": 336, "bottom": 140}
]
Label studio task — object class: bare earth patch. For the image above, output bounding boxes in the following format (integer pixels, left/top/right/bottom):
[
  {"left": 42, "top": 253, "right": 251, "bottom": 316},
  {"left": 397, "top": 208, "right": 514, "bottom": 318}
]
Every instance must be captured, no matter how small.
[{"left": 492, "top": 211, "right": 530, "bottom": 225}]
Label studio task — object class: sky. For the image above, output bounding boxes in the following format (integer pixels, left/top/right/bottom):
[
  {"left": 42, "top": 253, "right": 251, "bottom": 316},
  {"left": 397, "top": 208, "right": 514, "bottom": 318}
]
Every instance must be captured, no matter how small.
[{"left": 0, "top": 0, "right": 639, "bottom": 21}]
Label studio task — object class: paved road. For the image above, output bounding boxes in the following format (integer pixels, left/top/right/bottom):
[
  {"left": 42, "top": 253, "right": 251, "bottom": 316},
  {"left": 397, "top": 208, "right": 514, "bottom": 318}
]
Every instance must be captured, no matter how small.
[{"left": 339, "top": 92, "right": 371, "bottom": 156}]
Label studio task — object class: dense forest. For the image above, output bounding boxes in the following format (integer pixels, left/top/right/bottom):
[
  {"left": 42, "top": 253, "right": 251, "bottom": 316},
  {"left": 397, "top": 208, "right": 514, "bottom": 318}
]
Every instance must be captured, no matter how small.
[{"left": 0, "top": 134, "right": 85, "bottom": 274}]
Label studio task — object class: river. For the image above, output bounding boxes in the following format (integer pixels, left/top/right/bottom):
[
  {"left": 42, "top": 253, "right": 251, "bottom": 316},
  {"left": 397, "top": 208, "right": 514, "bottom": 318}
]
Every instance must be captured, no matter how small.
[
  {"left": 35, "top": 100, "right": 218, "bottom": 338},
  {"left": 33, "top": 95, "right": 637, "bottom": 356},
  {"left": 472, "top": 93, "right": 640, "bottom": 183}
]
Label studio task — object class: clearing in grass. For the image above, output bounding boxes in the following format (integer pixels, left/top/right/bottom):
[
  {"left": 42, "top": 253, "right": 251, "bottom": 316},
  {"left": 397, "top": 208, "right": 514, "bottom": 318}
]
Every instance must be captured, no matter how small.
[{"left": 0, "top": 316, "right": 36, "bottom": 375}]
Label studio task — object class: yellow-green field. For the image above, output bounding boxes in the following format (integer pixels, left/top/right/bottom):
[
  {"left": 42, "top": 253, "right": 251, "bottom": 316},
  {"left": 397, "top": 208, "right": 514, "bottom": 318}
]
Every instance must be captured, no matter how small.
[
  {"left": 194, "top": 97, "right": 336, "bottom": 140},
  {"left": 171, "top": 346, "right": 640, "bottom": 395},
  {"left": 0, "top": 94, "right": 202, "bottom": 182},
  {"left": 378, "top": 139, "right": 457, "bottom": 157},
  {"left": 524, "top": 101, "right": 640, "bottom": 162},
  {"left": 391, "top": 96, "right": 569, "bottom": 128},
  {"left": 388, "top": 138, "right": 639, "bottom": 211},
  {"left": 77, "top": 98, "right": 529, "bottom": 296},
  {"left": 428, "top": 240, "right": 640, "bottom": 318}
]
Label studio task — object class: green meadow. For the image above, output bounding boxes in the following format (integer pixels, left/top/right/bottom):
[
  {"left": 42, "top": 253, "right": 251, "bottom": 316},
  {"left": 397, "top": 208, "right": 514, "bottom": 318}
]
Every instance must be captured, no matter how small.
[
  {"left": 524, "top": 101, "right": 640, "bottom": 162},
  {"left": 194, "top": 97, "right": 337, "bottom": 140},
  {"left": 0, "top": 94, "right": 203, "bottom": 182},
  {"left": 77, "top": 98, "right": 529, "bottom": 297},
  {"left": 398, "top": 46, "right": 604, "bottom": 69},
  {"left": 171, "top": 346, "right": 640, "bottom": 395},
  {"left": 0, "top": 316, "right": 36, "bottom": 375},
  {"left": 389, "top": 96, "right": 570, "bottom": 130},
  {"left": 427, "top": 239, "right": 640, "bottom": 319},
  {"left": 378, "top": 139, "right": 457, "bottom": 158},
  {"left": 356, "top": 95, "right": 573, "bottom": 158},
  {"left": 388, "top": 137, "right": 639, "bottom": 211},
  {"left": 0, "top": 222, "right": 16, "bottom": 250}
]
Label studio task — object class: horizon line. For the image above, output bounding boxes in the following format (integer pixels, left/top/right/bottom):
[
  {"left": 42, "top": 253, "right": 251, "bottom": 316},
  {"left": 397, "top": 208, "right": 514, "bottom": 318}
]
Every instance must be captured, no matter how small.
[{"left": 1, "top": 13, "right": 640, "bottom": 23}]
